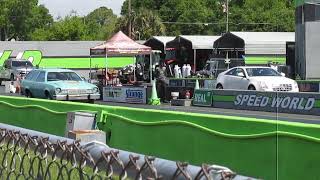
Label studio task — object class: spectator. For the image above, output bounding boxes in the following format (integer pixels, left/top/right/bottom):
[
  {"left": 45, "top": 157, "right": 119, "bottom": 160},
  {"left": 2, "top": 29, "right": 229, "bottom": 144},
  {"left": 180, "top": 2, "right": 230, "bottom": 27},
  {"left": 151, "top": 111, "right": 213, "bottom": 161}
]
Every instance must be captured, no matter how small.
[
  {"left": 156, "top": 65, "right": 168, "bottom": 102},
  {"left": 15, "top": 75, "right": 22, "bottom": 94},
  {"left": 9, "top": 81, "right": 16, "bottom": 93}
]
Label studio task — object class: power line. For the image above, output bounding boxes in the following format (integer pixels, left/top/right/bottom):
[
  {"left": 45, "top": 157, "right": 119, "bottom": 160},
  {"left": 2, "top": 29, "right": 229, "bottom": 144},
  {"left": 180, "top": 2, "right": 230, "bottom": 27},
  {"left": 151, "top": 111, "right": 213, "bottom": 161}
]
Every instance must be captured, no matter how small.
[{"left": 160, "top": 21, "right": 276, "bottom": 26}]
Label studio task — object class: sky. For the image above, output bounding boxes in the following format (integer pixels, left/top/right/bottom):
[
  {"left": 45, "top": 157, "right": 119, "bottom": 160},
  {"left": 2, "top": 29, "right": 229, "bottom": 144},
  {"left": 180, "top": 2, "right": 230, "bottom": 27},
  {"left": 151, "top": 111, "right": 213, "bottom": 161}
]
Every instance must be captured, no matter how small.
[{"left": 38, "top": 0, "right": 126, "bottom": 18}]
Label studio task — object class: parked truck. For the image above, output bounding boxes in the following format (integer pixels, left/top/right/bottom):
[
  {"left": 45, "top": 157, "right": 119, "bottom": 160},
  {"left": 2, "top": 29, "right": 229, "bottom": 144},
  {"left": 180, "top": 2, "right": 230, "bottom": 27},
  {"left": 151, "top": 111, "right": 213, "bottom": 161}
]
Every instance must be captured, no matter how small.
[
  {"left": 0, "top": 58, "right": 34, "bottom": 84},
  {"left": 196, "top": 58, "right": 245, "bottom": 78}
]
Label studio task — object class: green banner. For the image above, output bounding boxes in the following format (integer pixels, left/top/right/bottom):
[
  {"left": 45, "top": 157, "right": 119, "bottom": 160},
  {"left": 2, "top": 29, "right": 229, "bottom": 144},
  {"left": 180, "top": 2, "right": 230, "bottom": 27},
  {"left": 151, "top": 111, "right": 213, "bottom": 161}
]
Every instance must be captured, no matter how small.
[{"left": 193, "top": 89, "right": 213, "bottom": 107}]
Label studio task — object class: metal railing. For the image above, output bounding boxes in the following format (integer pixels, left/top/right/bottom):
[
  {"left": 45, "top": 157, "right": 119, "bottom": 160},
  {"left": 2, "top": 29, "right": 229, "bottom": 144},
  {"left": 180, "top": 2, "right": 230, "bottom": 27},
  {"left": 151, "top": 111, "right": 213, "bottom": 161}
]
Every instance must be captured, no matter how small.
[{"left": 0, "top": 123, "right": 255, "bottom": 180}]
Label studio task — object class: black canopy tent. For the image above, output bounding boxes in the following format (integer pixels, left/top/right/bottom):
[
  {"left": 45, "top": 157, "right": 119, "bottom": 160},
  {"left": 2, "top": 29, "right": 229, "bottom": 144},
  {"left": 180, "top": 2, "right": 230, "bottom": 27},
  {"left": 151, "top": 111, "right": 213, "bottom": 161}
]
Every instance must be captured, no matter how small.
[
  {"left": 144, "top": 36, "right": 175, "bottom": 54},
  {"left": 213, "top": 32, "right": 245, "bottom": 59},
  {"left": 166, "top": 35, "right": 220, "bottom": 72}
]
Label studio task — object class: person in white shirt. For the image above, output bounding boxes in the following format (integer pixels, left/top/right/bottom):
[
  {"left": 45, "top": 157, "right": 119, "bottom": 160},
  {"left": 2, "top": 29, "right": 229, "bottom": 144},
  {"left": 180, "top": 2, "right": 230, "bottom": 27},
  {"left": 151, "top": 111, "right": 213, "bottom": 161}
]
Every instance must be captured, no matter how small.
[{"left": 9, "top": 81, "right": 16, "bottom": 93}]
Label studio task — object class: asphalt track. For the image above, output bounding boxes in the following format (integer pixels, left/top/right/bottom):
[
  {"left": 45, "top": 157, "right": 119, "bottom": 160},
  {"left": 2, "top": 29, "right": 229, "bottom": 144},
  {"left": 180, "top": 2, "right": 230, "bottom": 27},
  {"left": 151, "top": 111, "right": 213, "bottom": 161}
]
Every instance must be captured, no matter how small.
[{"left": 96, "top": 101, "right": 320, "bottom": 125}]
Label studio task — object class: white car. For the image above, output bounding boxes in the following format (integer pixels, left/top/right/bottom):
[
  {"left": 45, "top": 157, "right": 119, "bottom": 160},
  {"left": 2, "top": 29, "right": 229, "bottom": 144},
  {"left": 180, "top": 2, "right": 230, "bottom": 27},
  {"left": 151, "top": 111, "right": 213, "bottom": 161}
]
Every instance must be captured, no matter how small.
[{"left": 216, "top": 66, "right": 299, "bottom": 92}]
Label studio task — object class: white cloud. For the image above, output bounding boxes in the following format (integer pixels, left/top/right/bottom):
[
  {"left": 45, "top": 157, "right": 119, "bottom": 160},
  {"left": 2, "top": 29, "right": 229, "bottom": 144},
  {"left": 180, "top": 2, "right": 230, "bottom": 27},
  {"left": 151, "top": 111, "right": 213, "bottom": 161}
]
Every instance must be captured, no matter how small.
[{"left": 38, "top": 0, "right": 125, "bottom": 18}]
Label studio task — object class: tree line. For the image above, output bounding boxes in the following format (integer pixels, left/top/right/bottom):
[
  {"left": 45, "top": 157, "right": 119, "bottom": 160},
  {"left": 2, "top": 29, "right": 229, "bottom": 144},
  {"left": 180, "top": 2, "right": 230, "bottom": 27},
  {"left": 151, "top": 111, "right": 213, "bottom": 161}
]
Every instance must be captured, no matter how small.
[{"left": 0, "top": 0, "right": 295, "bottom": 41}]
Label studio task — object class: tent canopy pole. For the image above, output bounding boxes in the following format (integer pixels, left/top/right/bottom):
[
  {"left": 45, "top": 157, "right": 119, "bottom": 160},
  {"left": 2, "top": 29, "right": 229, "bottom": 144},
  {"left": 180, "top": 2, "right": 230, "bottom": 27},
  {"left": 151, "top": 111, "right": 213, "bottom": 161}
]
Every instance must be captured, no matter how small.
[{"left": 193, "top": 49, "right": 197, "bottom": 73}]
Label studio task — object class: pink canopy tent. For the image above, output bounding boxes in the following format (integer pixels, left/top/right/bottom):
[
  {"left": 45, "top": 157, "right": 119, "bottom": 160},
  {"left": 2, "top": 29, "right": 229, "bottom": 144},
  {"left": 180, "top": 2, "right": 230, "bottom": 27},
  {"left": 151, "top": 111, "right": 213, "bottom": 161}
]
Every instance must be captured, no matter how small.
[
  {"left": 90, "top": 31, "right": 153, "bottom": 84},
  {"left": 90, "top": 31, "right": 151, "bottom": 55}
]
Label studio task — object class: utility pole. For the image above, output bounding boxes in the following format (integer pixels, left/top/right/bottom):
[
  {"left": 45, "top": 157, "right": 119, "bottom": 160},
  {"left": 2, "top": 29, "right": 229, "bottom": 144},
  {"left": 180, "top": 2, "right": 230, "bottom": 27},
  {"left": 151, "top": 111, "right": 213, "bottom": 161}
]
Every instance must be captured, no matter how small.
[
  {"left": 128, "top": 0, "right": 132, "bottom": 38},
  {"left": 226, "top": 0, "right": 229, "bottom": 32}
]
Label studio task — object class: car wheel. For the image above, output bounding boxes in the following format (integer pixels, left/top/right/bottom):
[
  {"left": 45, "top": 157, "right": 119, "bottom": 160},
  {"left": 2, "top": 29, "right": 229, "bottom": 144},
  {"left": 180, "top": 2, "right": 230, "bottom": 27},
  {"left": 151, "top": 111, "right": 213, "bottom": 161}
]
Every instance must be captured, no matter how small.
[
  {"left": 10, "top": 74, "right": 14, "bottom": 81},
  {"left": 216, "top": 84, "right": 223, "bottom": 89},
  {"left": 25, "top": 90, "right": 32, "bottom": 98},
  {"left": 45, "top": 91, "right": 53, "bottom": 100},
  {"left": 248, "top": 85, "right": 256, "bottom": 90},
  {"left": 87, "top": 99, "right": 94, "bottom": 104}
]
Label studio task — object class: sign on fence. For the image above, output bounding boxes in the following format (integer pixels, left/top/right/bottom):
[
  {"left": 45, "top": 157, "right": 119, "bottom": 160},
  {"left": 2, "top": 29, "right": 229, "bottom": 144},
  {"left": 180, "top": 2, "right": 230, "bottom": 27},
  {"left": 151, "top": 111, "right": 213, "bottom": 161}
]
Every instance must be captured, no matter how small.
[
  {"left": 193, "top": 89, "right": 213, "bottom": 107},
  {"left": 212, "top": 90, "right": 320, "bottom": 115},
  {"left": 103, "top": 86, "right": 147, "bottom": 104}
]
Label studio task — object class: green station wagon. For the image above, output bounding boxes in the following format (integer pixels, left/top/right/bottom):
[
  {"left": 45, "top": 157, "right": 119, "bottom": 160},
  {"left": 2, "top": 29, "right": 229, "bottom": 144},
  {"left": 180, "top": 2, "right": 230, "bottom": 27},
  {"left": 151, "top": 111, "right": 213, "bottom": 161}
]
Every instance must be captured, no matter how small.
[{"left": 21, "top": 69, "right": 100, "bottom": 102}]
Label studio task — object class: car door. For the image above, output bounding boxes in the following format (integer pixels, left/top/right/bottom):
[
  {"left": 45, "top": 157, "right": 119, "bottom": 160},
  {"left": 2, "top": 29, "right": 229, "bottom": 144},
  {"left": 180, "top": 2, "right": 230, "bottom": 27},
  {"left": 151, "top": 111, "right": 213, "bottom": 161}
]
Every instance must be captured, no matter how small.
[
  {"left": 27, "top": 71, "right": 39, "bottom": 95},
  {"left": 0, "top": 61, "right": 6, "bottom": 79},
  {"left": 2, "top": 60, "right": 11, "bottom": 80},
  {"left": 223, "top": 68, "right": 237, "bottom": 89},
  {"left": 231, "top": 68, "right": 249, "bottom": 90},
  {"left": 33, "top": 71, "right": 47, "bottom": 98},
  {"left": 22, "top": 70, "right": 37, "bottom": 87}
]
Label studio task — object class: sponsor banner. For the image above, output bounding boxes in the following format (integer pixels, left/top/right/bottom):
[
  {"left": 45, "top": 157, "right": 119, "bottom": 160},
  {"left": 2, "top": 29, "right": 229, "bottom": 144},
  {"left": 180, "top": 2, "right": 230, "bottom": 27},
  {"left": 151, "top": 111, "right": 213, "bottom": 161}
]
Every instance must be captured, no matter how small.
[
  {"left": 204, "top": 80, "right": 217, "bottom": 89},
  {"left": 103, "top": 86, "right": 146, "bottom": 104},
  {"left": 212, "top": 90, "right": 320, "bottom": 115},
  {"left": 193, "top": 89, "right": 213, "bottom": 107}
]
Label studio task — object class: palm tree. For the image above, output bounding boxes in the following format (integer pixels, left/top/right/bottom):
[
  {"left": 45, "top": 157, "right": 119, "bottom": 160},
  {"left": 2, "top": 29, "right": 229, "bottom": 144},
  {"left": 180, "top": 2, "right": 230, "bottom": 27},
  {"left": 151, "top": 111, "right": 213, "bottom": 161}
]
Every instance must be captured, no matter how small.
[{"left": 117, "top": 8, "right": 166, "bottom": 40}]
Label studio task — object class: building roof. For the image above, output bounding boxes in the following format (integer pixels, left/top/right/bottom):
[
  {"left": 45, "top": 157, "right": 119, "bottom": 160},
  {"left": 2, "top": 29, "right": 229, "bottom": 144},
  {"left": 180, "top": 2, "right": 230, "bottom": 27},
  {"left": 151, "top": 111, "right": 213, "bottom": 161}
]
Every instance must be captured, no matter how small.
[
  {"left": 179, "top": 35, "right": 221, "bottom": 49},
  {"left": 231, "top": 32, "right": 295, "bottom": 55},
  {"left": 0, "top": 41, "right": 104, "bottom": 57}
]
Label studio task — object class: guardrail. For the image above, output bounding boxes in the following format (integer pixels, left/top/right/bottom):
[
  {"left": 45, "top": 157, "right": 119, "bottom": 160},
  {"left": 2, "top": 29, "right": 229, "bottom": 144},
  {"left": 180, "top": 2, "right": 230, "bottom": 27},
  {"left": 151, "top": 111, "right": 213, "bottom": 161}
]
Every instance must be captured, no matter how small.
[{"left": 0, "top": 123, "right": 253, "bottom": 180}]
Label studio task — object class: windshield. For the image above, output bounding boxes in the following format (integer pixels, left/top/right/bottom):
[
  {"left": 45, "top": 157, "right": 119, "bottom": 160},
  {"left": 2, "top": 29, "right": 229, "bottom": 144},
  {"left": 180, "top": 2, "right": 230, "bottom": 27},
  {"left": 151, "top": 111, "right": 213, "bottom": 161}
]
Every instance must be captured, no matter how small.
[
  {"left": 12, "top": 61, "right": 33, "bottom": 67},
  {"left": 246, "top": 68, "right": 281, "bottom": 77},
  {"left": 47, "top": 72, "right": 82, "bottom": 81}
]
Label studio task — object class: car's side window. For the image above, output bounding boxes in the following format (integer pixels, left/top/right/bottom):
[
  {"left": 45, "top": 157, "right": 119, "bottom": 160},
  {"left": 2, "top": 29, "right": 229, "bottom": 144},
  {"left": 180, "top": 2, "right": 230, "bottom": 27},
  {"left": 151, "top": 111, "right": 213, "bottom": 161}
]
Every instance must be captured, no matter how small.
[
  {"left": 226, "top": 69, "right": 237, "bottom": 76},
  {"left": 235, "top": 68, "right": 245, "bottom": 77},
  {"left": 36, "top": 71, "right": 46, "bottom": 82},
  {"left": 25, "top": 71, "right": 37, "bottom": 80}
]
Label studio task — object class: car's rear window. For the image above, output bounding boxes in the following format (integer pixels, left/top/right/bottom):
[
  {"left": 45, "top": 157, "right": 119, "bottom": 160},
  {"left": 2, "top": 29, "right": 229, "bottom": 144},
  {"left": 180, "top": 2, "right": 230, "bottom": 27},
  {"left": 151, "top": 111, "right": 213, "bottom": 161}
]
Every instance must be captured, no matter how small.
[
  {"left": 12, "top": 61, "right": 33, "bottom": 67},
  {"left": 47, "top": 72, "right": 82, "bottom": 81}
]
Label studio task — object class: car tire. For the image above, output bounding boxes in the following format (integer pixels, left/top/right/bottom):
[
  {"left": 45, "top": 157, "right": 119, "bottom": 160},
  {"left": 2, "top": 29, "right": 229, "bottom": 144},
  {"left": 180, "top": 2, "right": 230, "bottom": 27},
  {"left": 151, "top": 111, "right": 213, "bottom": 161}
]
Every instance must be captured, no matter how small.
[
  {"left": 87, "top": 99, "right": 94, "bottom": 104},
  {"left": 25, "top": 90, "right": 32, "bottom": 98},
  {"left": 248, "top": 85, "right": 256, "bottom": 90},
  {"left": 216, "top": 84, "right": 223, "bottom": 89},
  {"left": 10, "top": 74, "right": 14, "bottom": 81},
  {"left": 45, "top": 91, "right": 53, "bottom": 100}
]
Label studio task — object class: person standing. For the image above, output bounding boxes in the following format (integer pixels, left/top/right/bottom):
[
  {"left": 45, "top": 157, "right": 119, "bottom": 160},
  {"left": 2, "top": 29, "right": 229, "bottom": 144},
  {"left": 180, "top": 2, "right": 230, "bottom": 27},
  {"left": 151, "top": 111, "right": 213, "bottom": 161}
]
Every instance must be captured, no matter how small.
[
  {"left": 9, "top": 81, "right": 16, "bottom": 93},
  {"left": 15, "top": 75, "right": 22, "bottom": 94},
  {"left": 155, "top": 64, "right": 168, "bottom": 102}
]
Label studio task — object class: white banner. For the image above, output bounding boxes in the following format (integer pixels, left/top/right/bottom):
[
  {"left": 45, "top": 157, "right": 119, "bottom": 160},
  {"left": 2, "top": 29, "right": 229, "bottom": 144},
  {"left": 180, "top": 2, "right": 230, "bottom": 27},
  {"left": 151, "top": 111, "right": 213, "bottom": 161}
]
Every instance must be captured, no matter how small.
[{"left": 103, "top": 86, "right": 147, "bottom": 104}]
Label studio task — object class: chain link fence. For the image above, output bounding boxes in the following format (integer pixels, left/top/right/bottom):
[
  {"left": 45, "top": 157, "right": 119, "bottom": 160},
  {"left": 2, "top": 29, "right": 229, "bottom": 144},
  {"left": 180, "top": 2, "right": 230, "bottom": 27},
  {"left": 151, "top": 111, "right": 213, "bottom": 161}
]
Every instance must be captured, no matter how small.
[{"left": 0, "top": 124, "right": 255, "bottom": 180}]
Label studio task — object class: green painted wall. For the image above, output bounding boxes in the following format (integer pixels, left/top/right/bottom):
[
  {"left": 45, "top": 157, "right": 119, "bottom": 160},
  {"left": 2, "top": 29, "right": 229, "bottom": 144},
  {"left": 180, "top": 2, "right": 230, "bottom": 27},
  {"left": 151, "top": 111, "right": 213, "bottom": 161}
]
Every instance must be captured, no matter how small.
[
  {"left": 22, "top": 50, "right": 42, "bottom": 65},
  {"left": 0, "top": 50, "right": 12, "bottom": 63},
  {"left": 39, "top": 57, "right": 135, "bottom": 69},
  {"left": 245, "top": 56, "right": 286, "bottom": 65},
  {"left": 0, "top": 50, "right": 135, "bottom": 69},
  {"left": 0, "top": 95, "right": 320, "bottom": 179}
]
